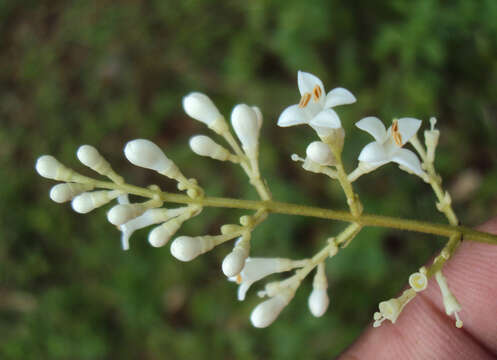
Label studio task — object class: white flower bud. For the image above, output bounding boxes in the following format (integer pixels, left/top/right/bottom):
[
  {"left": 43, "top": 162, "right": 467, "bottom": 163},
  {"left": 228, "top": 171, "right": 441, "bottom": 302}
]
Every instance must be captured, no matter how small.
[
  {"left": 251, "top": 106, "right": 263, "bottom": 132},
  {"left": 170, "top": 235, "right": 218, "bottom": 262},
  {"left": 71, "top": 190, "right": 121, "bottom": 214},
  {"left": 425, "top": 117, "right": 440, "bottom": 163},
  {"left": 189, "top": 135, "right": 232, "bottom": 161},
  {"left": 306, "top": 141, "right": 335, "bottom": 166},
  {"left": 250, "top": 289, "right": 294, "bottom": 328},
  {"left": 308, "top": 263, "right": 329, "bottom": 317},
  {"left": 231, "top": 104, "right": 259, "bottom": 154},
  {"left": 35, "top": 155, "right": 76, "bottom": 182},
  {"left": 148, "top": 217, "right": 185, "bottom": 248},
  {"left": 183, "top": 92, "right": 223, "bottom": 126},
  {"left": 124, "top": 139, "right": 179, "bottom": 179},
  {"left": 222, "top": 237, "right": 250, "bottom": 277},
  {"left": 49, "top": 183, "right": 94, "bottom": 203},
  {"left": 107, "top": 203, "right": 147, "bottom": 226},
  {"left": 77, "top": 145, "right": 123, "bottom": 183},
  {"left": 409, "top": 272, "right": 428, "bottom": 292}
]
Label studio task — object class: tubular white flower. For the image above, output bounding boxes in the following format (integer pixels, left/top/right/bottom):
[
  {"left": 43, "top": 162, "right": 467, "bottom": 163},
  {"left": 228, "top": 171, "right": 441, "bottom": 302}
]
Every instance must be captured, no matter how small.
[
  {"left": 306, "top": 141, "right": 336, "bottom": 166},
  {"left": 409, "top": 272, "right": 428, "bottom": 292},
  {"left": 231, "top": 104, "right": 260, "bottom": 155},
  {"left": 35, "top": 155, "right": 78, "bottom": 182},
  {"left": 183, "top": 92, "right": 223, "bottom": 127},
  {"left": 170, "top": 235, "right": 220, "bottom": 261},
  {"left": 277, "top": 71, "right": 355, "bottom": 137},
  {"left": 229, "top": 257, "right": 297, "bottom": 301},
  {"left": 435, "top": 271, "right": 463, "bottom": 328},
  {"left": 222, "top": 236, "right": 250, "bottom": 277},
  {"left": 49, "top": 183, "right": 94, "bottom": 203},
  {"left": 71, "top": 190, "right": 121, "bottom": 214},
  {"left": 308, "top": 263, "right": 329, "bottom": 317},
  {"left": 124, "top": 139, "right": 181, "bottom": 179},
  {"left": 424, "top": 117, "right": 440, "bottom": 163},
  {"left": 77, "top": 145, "right": 123, "bottom": 183},
  {"left": 250, "top": 287, "right": 295, "bottom": 328},
  {"left": 355, "top": 117, "right": 426, "bottom": 177},
  {"left": 189, "top": 135, "right": 232, "bottom": 161}
]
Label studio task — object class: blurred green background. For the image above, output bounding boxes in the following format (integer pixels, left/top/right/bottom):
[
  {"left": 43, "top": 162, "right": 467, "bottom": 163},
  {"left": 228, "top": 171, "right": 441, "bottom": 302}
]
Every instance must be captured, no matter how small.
[{"left": 1, "top": 0, "right": 496, "bottom": 359}]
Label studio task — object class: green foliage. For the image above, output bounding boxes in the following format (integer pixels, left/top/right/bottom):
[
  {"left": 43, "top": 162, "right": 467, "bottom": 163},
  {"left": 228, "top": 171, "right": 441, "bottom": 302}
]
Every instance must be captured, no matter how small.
[{"left": 0, "top": 0, "right": 496, "bottom": 358}]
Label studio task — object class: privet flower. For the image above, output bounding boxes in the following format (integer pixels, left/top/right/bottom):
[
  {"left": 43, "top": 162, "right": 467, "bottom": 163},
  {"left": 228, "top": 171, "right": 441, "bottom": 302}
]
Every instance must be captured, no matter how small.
[
  {"left": 308, "top": 263, "right": 330, "bottom": 317},
  {"left": 409, "top": 271, "right": 428, "bottom": 292},
  {"left": 182, "top": 92, "right": 227, "bottom": 134},
  {"left": 424, "top": 117, "right": 440, "bottom": 163},
  {"left": 189, "top": 135, "right": 234, "bottom": 162},
  {"left": 435, "top": 270, "right": 463, "bottom": 328},
  {"left": 277, "top": 71, "right": 355, "bottom": 142},
  {"left": 77, "top": 145, "right": 123, "bottom": 183},
  {"left": 36, "top": 155, "right": 82, "bottom": 182},
  {"left": 222, "top": 235, "right": 250, "bottom": 277},
  {"left": 170, "top": 235, "right": 219, "bottom": 261},
  {"left": 353, "top": 117, "right": 426, "bottom": 178},
  {"left": 230, "top": 257, "right": 298, "bottom": 301}
]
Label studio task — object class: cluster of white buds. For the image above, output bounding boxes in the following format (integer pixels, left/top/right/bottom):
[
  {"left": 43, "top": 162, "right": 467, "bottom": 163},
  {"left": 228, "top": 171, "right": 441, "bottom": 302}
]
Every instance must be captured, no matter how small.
[{"left": 435, "top": 270, "right": 463, "bottom": 328}]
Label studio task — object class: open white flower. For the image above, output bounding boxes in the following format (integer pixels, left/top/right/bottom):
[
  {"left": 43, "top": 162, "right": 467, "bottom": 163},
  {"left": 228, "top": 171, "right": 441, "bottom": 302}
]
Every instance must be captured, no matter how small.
[
  {"left": 229, "top": 257, "right": 297, "bottom": 301},
  {"left": 354, "top": 117, "right": 426, "bottom": 178},
  {"left": 277, "top": 71, "right": 356, "bottom": 137}
]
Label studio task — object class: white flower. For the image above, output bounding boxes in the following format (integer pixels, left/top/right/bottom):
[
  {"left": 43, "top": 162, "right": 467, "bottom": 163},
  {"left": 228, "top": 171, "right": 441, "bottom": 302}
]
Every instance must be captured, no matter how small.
[
  {"left": 435, "top": 271, "right": 463, "bottom": 328},
  {"left": 230, "top": 257, "right": 296, "bottom": 301},
  {"left": 355, "top": 117, "right": 426, "bottom": 177},
  {"left": 277, "top": 71, "right": 356, "bottom": 137}
]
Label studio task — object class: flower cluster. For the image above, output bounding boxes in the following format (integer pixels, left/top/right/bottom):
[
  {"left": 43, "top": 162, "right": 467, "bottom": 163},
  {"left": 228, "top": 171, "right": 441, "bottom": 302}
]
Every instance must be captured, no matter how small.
[{"left": 35, "top": 70, "right": 466, "bottom": 330}]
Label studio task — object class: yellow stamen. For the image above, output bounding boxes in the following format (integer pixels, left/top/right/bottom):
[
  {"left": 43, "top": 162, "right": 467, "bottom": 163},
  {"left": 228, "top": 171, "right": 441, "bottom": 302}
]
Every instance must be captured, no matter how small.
[
  {"left": 392, "top": 119, "right": 402, "bottom": 146},
  {"left": 312, "top": 85, "right": 322, "bottom": 102},
  {"left": 299, "top": 93, "right": 311, "bottom": 108},
  {"left": 236, "top": 274, "right": 242, "bottom": 284}
]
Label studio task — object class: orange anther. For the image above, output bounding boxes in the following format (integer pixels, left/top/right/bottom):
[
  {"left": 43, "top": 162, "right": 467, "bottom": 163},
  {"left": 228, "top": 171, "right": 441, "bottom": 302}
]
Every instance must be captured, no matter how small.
[
  {"left": 312, "top": 85, "right": 322, "bottom": 101},
  {"left": 298, "top": 93, "right": 312, "bottom": 108}
]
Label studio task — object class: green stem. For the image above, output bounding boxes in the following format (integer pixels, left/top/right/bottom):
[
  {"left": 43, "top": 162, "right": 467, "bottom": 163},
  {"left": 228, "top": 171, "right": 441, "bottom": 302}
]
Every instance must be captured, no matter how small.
[{"left": 90, "top": 179, "right": 497, "bottom": 244}]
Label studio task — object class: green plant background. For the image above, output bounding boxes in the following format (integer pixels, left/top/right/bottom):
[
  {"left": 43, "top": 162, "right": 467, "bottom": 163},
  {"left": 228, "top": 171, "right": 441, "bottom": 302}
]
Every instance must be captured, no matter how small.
[{"left": 1, "top": 1, "right": 496, "bottom": 359}]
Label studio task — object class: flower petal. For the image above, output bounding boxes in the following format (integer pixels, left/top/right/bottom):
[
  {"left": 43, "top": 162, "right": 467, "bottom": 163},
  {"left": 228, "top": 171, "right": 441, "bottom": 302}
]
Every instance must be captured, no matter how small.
[
  {"left": 396, "top": 117, "right": 422, "bottom": 145},
  {"left": 297, "top": 71, "right": 325, "bottom": 96},
  {"left": 355, "top": 117, "right": 388, "bottom": 143},
  {"left": 391, "top": 148, "right": 424, "bottom": 175},
  {"left": 309, "top": 109, "right": 342, "bottom": 129},
  {"left": 277, "top": 104, "right": 309, "bottom": 127},
  {"left": 358, "top": 141, "right": 389, "bottom": 163},
  {"left": 325, "top": 87, "right": 356, "bottom": 108}
]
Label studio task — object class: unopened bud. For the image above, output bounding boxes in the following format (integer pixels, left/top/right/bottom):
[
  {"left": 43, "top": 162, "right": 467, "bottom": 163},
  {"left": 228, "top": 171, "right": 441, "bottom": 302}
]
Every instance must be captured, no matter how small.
[
  {"left": 222, "top": 236, "right": 250, "bottom": 277},
  {"left": 124, "top": 139, "right": 180, "bottom": 179},
  {"left": 77, "top": 145, "right": 123, "bottom": 183},
  {"left": 306, "top": 141, "right": 335, "bottom": 166},
  {"left": 170, "top": 235, "right": 218, "bottom": 262},
  {"left": 183, "top": 92, "right": 224, "bottom": 129},
  {"left": 49, "top": 183, "right": 94, "bottom": 203},
  {"left": 35, "top": 155, "right": 78, "bottom": 182},
  {"left": 189, "top": 135, "right": 232, "bottom": 161},
  {"left": 107, "top": 203, "right": 147, "bottom": 226},
  {"left": 71, "top": 190, "right": 121, "bottom": 214},
  {"left": 250, "top": 289, "right": 294, "bottom": 328},
  {"left": 308, "top": 263, "right": 329, "bottom": 317},
  {"left": 231, "top": 104, "right": 259, "bottom": 155},
  {"left": 148, "top": 217, "right": 185, "bottom": 248}
]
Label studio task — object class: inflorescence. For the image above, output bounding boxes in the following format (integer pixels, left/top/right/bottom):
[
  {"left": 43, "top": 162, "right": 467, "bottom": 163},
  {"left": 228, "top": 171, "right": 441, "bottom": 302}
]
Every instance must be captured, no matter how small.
[{"left": 36, "top": 70, "right": 473, "bottom": 328}]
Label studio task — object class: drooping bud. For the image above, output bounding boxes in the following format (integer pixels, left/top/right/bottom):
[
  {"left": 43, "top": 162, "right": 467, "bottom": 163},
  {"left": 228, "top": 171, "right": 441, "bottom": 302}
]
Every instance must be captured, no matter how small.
[
  {"left": 189, "top": 135, "right": 233, "bottom": 161},
  {"left": 71, "top": 190, "right": 121, "bottom": 214},
  {"left": 49, "top": 183, "right": 94, "bottom": 203},
  {"left": 306, "top": 141, "right": 336, "bottom": 166},
  {"left": 124, "top": 139, "right": 181, "bottom": 180},
  {"left": 308, "top": 263, "right": 329, "bottom": 317},
  {"left": 231, "top": 104, "right": 259, "bottom": 156},
  {"left": 35, "top": 155, "right": 80, "bottom": 182},
  {"left": 77, "top": 145, "right": 123, "bottom": 183},
  {"left": 182, "top": 92, "right": 227, "bottom": 134},
  {"left": 222, "top": 235, "right": 250, "bottom": 277},
  {"left": 250, "top": 288, "right": 295, "bottom": 328},
  {"left": 170, "top": 235, "right": 219, "bottom": 262}
]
